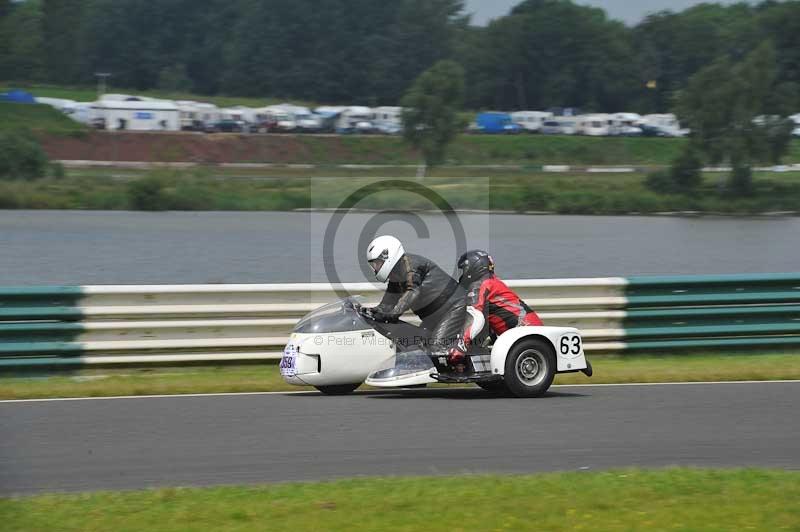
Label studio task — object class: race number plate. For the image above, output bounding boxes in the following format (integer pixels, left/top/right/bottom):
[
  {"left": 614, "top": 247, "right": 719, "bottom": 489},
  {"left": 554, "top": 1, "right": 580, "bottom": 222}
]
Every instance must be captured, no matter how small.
[
  {"left": 280, "top": 342, "right": 298, "bottom": 377},
  {"left": 558, "top": 333, "right": 583, "bottom": 358}
]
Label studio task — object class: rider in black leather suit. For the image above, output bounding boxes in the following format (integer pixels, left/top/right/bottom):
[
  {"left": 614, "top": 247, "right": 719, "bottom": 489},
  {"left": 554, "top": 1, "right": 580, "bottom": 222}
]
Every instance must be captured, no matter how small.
[{"left": 365, "top": 252, "right": 466, "bottom": 359}]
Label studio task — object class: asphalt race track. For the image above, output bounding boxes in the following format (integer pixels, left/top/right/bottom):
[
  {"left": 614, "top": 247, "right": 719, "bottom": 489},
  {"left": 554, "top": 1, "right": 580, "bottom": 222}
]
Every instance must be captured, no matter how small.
[{"left": 1, "top": 381, "right": 798, "bottom": 495}]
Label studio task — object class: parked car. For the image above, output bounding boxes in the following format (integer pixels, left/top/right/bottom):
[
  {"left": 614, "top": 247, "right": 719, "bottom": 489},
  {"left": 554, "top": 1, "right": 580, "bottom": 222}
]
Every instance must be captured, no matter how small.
[
  {"left": 475, "top": 112, "right": 522, "bottom": 134},
  {"left": 210, "top": 119, "right": 244, "bottom": 133},
  {"left": 540, "top": 118, "right": 578, "bottom": 135}
]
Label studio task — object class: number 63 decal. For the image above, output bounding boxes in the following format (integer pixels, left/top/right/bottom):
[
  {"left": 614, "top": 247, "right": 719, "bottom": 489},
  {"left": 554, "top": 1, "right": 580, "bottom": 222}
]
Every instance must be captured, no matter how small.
[{"left": 559, "top": 335, "right": 582, "bottom": 356}]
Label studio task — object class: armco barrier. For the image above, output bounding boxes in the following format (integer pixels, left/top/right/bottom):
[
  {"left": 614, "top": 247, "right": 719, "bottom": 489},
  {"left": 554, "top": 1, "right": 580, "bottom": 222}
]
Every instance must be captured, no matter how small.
[{"left": 0, "top": 273, "right": 798, "bottom": 368}]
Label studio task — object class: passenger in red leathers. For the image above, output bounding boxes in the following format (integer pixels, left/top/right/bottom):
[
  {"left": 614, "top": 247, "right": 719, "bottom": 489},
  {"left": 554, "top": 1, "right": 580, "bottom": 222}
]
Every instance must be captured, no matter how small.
[{"left": 448, "top": 250, "right": 543, "bottom": 367}]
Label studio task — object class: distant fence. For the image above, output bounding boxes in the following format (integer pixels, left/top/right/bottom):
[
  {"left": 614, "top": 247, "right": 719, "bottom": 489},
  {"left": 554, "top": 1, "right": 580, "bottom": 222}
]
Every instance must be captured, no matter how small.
[{"left": 1, "top": 273, "right": 799, "bottom": 368}]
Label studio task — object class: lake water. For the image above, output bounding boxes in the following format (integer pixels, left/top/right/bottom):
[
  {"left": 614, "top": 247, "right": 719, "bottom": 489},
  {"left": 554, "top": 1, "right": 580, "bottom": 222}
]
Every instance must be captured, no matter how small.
[{"left": 1, "top": 210, "right": 798, "bottom": 285}]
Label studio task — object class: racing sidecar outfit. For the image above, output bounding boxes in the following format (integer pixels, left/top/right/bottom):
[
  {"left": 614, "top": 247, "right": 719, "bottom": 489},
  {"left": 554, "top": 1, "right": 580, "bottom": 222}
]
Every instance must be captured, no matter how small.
[{"left": 367, "top": 253, "right": 466, "bottom": 355}]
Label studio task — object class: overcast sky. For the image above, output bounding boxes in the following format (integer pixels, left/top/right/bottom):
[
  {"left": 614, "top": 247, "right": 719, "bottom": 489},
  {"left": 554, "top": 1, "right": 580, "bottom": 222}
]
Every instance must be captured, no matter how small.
[{"left": 464, "top": 0, "right": 756, "bottom": 25}]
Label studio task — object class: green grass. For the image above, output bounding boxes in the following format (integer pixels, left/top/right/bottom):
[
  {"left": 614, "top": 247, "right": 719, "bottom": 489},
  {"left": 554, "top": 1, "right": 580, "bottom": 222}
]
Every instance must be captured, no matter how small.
[
  {"left": 2, "top": 469, "right": 798, "bottom": 531},
  {"left": 0, "top": 102, "right": 86, "bottom": 136},
  {"left": 3, "top": 168, "right": 800, "bottom": 214},
  {"left": 449, "top": 134, "right": 692, "bottom": 165},
  {"left": 1, "top": 353, "right": 798, "bottom": 400}
]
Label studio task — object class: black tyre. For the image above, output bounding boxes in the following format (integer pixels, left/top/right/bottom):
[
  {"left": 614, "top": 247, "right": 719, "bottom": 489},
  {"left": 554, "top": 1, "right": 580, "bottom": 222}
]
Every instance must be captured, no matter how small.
[
  {"left": 476, "top": 380, "right": 510, "bottom": 394},
  {"left": 315, "top": 383, "right": 360, "bottom": 395},
  {"left": 503, "top": 338, "right": 556, "bottom": 398}
]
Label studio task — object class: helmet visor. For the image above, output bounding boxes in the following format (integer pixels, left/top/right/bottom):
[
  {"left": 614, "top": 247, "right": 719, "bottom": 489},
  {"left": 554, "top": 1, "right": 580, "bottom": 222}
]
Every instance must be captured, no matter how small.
[{"left": 368, "top": 258, "right": 385, "bottom": 274}]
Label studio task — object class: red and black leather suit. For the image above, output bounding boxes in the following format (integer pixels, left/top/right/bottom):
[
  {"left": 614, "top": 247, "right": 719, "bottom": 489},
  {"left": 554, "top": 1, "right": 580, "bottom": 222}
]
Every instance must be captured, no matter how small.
[
  {"left": 456, "top": 250, "right": 542, "bottom": 350},
  {"left": 463, "top": 274, "right": 543, "bottom": 347}
]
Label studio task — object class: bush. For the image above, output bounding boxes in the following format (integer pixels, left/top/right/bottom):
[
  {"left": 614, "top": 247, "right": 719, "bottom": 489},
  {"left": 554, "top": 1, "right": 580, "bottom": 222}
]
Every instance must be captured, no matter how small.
[
  {"left": 0, "top": 132, "right": 49, "bottom": 180},
  {"left": 49, "top": 162, "right": 65, "bottom": 179},
  {"left": 645, "top": 169, "right": 675, "bottom": 193},
  {"left": 670, "top": 147, "right": 702, "bottom": 190},
  {"left": 645, "top": 147, "right": 702, "bottom": 194},
  {"left": 729, "top": 164, "right": 754, "bottom": 196},
  {"left": 127, "top": 174, "right": 171, "bottom": 210}
]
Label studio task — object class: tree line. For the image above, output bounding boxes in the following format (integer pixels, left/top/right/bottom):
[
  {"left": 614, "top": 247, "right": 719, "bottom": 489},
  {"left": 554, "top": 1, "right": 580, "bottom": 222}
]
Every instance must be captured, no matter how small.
[{"left": 1, "top": 0, "right": 799, "bottom": 113}]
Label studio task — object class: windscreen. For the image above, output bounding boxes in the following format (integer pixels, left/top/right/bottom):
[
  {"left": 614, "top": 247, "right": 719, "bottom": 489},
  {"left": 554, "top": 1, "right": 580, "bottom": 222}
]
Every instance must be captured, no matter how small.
[{"left": 293, "top": 296, "right": 368, "bottom": 334}]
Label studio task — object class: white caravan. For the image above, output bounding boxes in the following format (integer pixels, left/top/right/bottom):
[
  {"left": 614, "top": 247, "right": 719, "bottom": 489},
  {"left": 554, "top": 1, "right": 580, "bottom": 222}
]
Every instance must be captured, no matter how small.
[
  {"left": 540, "top": 117, "right": 579, "bottom": 135},
  {"left": 176, "top": 100, "right": 220, "bottom": 131},
  {"left": 372, "top": 106, "right": 403, "bottom": 134},
  {"left": 510, "top": 111, "right": 554, "bottom": 133},
  {"left": 336, "top": 106, "right": 374, "bottom": 134},
  {"left": 789, "top": 114, "right": 800, "bottom": 138},
  {"left": 222, "top": 106, "right": 258, "bottom": 125},
  {"left": 268, "top": 103, "right": 322, "bottom": 132},
  {"left": 196, "top": 103, "right": 220, "bottom": 126},
  {"left": 578, "top": 114, "right": 612, "bottom": 136},
  {"left": 260, "top": 104, "right": 298, "bottom": 132},
  {"left": 292, "top": 106, "right": 322, "bottom": 132}
]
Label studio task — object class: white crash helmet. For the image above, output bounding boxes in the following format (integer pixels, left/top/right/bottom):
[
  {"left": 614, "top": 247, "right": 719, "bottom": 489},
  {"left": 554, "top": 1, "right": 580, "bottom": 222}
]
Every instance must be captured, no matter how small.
[{"left": 366, "top": 235, "right": 405, "bottom": 283}]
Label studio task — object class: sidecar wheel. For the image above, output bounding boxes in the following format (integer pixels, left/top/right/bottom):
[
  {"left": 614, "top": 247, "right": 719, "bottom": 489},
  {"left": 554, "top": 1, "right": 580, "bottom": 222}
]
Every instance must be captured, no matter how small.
[{"left": 503, "top": 338, "right": 556, "bottom": 398}]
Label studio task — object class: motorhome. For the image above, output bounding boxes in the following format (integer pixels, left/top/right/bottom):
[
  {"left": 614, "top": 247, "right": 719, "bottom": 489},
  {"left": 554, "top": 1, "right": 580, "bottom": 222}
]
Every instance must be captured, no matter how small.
[
  {"left": 610, "top": 113, "right": 643, "bottom": 136},
  {"left": 336, "top": 106, "right": 374, "bottom": 134},
  {"left": 510, "top": 111, "right": 553, "bottom": 133},
  {"left": 640, "top": 114, "right": 688, "bottom": 137},
  {"left": 372, "top": 106, "right": 403, "bottom": 134}
]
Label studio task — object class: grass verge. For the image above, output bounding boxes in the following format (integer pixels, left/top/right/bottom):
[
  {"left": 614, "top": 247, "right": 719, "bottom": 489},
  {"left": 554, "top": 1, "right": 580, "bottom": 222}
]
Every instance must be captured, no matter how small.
[
  {"left": 0, "top": 103, "right": 87, "bottom": 136},
  {"left": 2, "top": 469, "right": 798, "bottom": 531},
  {"left": 1, "top": 353, "right": 798, "bottom": 400},
  {"left": 3, "top": 169, "right": 800, "bottom": 214}
]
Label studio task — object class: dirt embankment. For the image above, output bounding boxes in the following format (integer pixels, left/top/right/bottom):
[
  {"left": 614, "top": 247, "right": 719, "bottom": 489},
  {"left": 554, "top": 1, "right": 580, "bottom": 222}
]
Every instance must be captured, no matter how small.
[{"left": 38, "top": 131, "right": 416, "bottom": 164}]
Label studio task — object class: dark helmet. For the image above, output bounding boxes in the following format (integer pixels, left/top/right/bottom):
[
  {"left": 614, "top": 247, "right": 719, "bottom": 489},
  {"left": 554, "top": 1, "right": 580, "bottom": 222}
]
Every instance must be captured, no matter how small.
[{"left": 457, "top": 249, "right": 495, "bottom": 285}]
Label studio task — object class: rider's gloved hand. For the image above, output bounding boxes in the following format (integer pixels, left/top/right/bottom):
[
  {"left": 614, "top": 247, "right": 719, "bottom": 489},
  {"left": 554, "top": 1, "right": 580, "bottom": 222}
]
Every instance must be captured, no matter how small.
[
  {"left": 358, "top": 306, "right": 376, "bottom": 320},
  {"left": 359, "top": 306, "right": 399, "bottom": 323}
]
